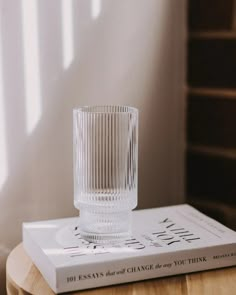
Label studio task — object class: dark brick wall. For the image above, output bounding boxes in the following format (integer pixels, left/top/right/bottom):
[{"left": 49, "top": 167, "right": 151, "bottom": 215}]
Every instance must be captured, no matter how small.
[
  {"left": 188, "top": 93, "right": 236, "bottom": 148},
  {"left": 188, "top": 39, "right": 236, "bottom": 88},
  {"left": 187, "top": 151, "right": 236, "bottom": 205},
  {"left": 187, "top": 0, "right": 236, "bottom": 230},
  {"left": 189, "top": 0, "right": 234, "bottom": 30}
]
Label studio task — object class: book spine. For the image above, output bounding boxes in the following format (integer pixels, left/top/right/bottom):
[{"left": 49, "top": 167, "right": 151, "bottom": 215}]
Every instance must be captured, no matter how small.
[{"left": 56, "top": 243, "right": 236, "bottom": 293}]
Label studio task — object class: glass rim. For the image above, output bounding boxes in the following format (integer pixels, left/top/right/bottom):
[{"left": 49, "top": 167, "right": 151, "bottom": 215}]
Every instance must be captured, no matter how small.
[{"left": 73, "top": 105, "right": 138, "bottom": 114}]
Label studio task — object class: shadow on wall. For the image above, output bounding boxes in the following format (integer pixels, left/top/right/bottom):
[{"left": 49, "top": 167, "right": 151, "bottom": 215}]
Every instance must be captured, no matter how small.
[{"left": 0, "top": 0, "right": 185, "bottom": 292}]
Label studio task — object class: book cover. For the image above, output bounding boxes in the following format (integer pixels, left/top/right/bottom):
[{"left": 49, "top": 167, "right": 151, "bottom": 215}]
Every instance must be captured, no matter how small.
[{"left": 23, "top": 204, "right": 236, "bottom": 293}]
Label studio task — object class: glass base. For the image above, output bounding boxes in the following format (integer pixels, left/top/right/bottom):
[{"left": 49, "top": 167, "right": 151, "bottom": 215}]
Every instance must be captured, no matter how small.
[
  {"left": 80, "top": 230, "right": 131, "bottom": 244},
  {"left": 79, "top": 209, "right": 132, "bottom": 244}
]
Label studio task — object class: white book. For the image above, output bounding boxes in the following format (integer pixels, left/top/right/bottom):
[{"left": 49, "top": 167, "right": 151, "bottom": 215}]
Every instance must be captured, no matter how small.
[{"left": 23, "top": 204, "right": 236, "bottom": 293}]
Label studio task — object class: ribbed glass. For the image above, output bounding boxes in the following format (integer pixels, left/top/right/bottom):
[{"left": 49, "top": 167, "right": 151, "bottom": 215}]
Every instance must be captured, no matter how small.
[{"left": 73, "top": 106, "right": 138, "bottom": 243}]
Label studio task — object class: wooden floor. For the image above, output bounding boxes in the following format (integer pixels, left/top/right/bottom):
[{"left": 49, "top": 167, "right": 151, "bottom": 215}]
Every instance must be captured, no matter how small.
[{"left": 6, "top": 244, "right": 236, "bottom": 295}]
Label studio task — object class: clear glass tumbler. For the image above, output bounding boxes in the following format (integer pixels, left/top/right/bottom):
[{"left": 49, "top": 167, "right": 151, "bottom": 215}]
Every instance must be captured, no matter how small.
[{"left": 73, "top": 106, "right": 138, "bottom": 243}]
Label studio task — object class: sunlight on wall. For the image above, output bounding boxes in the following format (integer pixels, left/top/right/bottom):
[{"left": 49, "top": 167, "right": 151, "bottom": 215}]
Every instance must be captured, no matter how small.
[
  {"left": 0, "top": 25, "right": 8, "bottom": 190},
  {"left": 91, "top": 0, "right": 101, "bottom": 19},
  {"left": 22, "top": 0, "right": 42, "bottom": 134},
  {"left": 62, "top": 0, "right": 74, "bottom": 69}
]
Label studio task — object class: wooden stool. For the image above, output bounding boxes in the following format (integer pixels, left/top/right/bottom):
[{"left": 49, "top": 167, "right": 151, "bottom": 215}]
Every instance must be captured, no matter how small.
[{"left": 6, "top": 243, "right": 236, "bottom": 295}]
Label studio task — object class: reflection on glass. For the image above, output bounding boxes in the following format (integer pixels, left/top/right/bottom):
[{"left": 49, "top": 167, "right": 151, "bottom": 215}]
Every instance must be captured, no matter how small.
[
  {"left": 22, "top": 0, "right": 42, "bottom": 134},
  {"left": 61, "top": 0, "right": 74, "bottom": 69}
]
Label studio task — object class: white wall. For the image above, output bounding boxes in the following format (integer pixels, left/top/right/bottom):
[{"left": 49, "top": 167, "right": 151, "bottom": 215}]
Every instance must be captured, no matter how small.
[{"left": 0, "top": 0, "right": 186, "bottom": 290}]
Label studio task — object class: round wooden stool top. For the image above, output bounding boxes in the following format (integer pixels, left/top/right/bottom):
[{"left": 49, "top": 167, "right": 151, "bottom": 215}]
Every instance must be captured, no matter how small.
[{"left": 6, "top": 243, "right": 236, "bottom": 295}]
